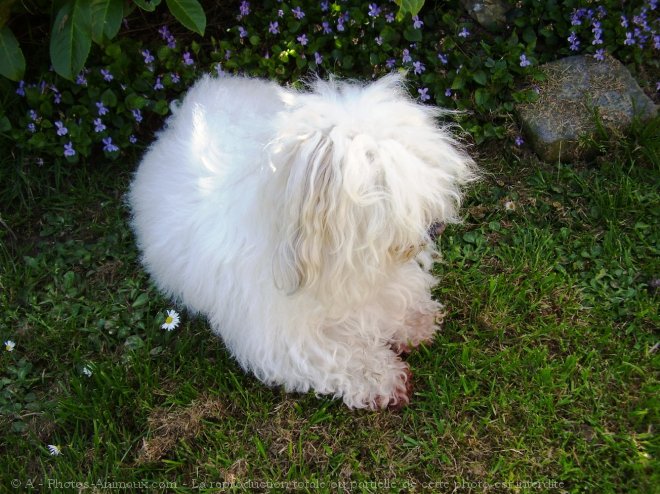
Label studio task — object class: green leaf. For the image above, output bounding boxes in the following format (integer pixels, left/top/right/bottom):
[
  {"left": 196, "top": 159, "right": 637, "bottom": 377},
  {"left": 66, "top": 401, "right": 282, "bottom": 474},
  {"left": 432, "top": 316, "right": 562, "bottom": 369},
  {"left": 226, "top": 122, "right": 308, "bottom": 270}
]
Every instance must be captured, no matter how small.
[
  {"left": 165, "top": 0, "right": 205, "bottom": 36},
  {"left": 474, "top": 88, "right": 489, "bottom": 108},
  {"left": 91, "top": 0, "right": 123, "bottom": 44},
  {"left": 0, "top": 25, "right": 24, "bottom": 80},
  {"left": 396, "top": 0, "right": 425, "bottom": 16},
  {"left": 403, "top": 26, "right": 422, "bottom": 42},
  {"left": 132, "top": 0, "right": 161, "bottom": 12},
  {"left": 50, "top": 1, "right": 93, "bottom": 80},
  {"left": 380, "top": 25, "right": 399, "bottom": 44},
  {"left": 472, "top": 70, "right": 488, "bottom": 86}
]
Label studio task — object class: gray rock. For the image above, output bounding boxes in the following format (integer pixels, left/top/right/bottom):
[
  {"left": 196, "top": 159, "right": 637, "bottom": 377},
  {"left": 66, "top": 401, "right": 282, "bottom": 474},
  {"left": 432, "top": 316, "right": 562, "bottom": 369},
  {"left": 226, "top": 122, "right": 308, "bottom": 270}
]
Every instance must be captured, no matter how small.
[
  {"left": 460, "top": 0, "right": 509, "bottom": 31},
  {"left": 517, "top": 55, "right": 657, "bottom": 163}
]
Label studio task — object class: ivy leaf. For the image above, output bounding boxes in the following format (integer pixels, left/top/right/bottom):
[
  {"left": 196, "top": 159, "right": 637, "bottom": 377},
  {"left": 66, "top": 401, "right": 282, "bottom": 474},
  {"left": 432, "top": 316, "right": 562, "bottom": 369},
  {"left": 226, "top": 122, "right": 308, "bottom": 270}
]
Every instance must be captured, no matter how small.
[
  {"left": 50, "top": 0, "right": 93, "bottom": 80},
  {"left": 165, "top": 0, "right": 206, "bottom": 36},
  {"left": 0, "top": 25, "right": 25, "bottom": 81}
]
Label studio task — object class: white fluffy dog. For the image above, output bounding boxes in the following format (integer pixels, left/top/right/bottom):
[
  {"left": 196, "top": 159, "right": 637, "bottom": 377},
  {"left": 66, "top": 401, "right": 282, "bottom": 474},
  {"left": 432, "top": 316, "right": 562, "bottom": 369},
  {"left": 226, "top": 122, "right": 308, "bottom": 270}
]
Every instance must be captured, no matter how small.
[{"left": 129, "top": 74, "right": 476, "bottom": 409}]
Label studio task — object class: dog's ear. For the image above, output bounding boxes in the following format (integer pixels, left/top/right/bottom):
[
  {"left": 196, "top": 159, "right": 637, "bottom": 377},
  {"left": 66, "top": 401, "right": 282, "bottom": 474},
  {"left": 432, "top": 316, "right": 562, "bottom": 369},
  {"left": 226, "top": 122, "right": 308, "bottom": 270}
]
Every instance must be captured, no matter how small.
[{"left": 271, "top": 130, "right": 340, "bottom": 294}]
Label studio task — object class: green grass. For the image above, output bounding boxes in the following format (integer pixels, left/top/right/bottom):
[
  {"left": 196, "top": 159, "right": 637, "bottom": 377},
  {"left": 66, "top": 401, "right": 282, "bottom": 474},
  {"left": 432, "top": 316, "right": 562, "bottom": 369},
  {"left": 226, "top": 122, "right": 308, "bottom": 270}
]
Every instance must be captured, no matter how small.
[{"left": 0, "top": 121, "right": 658, "bottom": 493}]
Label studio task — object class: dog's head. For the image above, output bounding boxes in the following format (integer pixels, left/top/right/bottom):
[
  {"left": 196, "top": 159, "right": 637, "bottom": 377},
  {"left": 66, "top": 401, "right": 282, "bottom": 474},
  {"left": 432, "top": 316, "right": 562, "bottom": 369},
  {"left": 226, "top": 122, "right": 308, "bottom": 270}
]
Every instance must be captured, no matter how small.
[{"left": 268, "top": 74, "right": 477, "bottom": 300}]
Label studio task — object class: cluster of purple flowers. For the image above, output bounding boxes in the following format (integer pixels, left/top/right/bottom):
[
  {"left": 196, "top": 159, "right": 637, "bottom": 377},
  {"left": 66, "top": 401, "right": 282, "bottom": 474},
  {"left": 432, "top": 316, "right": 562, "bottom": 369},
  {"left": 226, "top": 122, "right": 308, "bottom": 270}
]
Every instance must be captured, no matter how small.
[
  {"left": 158, "top": 25, "right": 177, "bottom": 49},
  {"left": 568, "top": 1, "right": 658, "bottom": 60}
]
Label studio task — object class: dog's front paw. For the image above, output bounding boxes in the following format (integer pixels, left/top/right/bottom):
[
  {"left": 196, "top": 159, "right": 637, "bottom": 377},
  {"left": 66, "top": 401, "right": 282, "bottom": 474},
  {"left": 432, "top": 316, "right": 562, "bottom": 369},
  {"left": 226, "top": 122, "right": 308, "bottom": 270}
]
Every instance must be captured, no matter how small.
[
  {"left": 375, "top": 366, "right": 413, "bottom": 411},
  {"left": 391, "top": 309, "right": 444, "bottom": 355},
  {"left": 365, "top": 359, "right": 413, "bottom": 411}
]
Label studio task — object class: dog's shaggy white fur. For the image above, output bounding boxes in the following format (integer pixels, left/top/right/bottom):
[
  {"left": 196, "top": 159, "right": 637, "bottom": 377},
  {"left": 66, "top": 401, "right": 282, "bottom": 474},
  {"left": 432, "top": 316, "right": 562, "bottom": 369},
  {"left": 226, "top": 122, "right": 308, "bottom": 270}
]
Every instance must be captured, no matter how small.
[{"left": 129, "top": 74, "right": 476, "bottom": 409}]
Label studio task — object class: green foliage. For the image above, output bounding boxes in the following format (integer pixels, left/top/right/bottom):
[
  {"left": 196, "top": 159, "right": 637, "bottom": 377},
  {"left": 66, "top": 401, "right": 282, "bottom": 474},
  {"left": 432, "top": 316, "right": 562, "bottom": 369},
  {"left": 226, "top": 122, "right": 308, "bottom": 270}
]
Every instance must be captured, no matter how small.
[
  {"left": 4, "top": 0, "right": 656, "bottom": 173},
  {"left": 0, "top": 0, "right": 207, "bottom": 81},
  {"left": 0, "top": 25, "right": 24, "bottom": 80}
]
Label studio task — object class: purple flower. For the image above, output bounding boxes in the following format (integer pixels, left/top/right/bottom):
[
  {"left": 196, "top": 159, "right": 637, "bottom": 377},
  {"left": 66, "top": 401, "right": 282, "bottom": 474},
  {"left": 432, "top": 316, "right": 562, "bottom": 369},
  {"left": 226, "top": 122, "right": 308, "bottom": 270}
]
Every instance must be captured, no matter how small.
[
  {"left": 386, "top": 13, "right": 394, "bottom": 23},
  {"left": 368, "top": 4, "right": 381, "bottom": 17},
  {"left": 445, "top": 88, "right": 453, "bottom": 97},
  {"left": 571, "top": 8, "right": 584, "bottom": 25},
  {"left": 322, "top": 21, "right": 332, "bottom": 34},
  {"left": 55, "top": 121, "right": 68, "bottom": 136},
  {"left": 63, "top": 141, "right": 76, "bottom": 157},
  {"left": 624, "top": 32, "right": 635, "bottom": 45},
  {"left": 129, "top": 135, "right": 137, "bottom": 144},
  {"left": 654, "top": 35, "right": 660, "bottom": 50},
  {"left": 402, "top": 49, "right": 412, "bottom": 63},
  {"left": 594, "top": 49, "right": 605, "bottom": 61},
  {"left": 171, "top": 72, "right": 180, "bottom": 83},
  {"left": 27, "top": 122, "right": 36, "bottom": 133},
  {"left": 16, "top": 80, "right": 25, "bottom": 96},
  {"left": 413, "top": 16, "right": 424, "bottom": 29},
  {"left": 142, "top": 49, "right": 155, "bottom": 64},
  {"left": 592, "top": 21, "right": 603, "bottom": 44},
  {"left": 568, "top": 32, "right": 580, "bottom": 51},
  {"left": 315, "top": 52, "right": 323, "bottom": 65},
  {"left": 292, "top": 7, "right": 305, "bottom": 19},
  {"left": 438, "top": 52, "right": 448, "bottom": 64},
  {"left": 519, "top": 54, "right": 531, "bottom": 67},
  {"left": 28, "top": 110, "right": 38, "bottom": 121},
  {"left": 621, "top": 15, "right": 629, "bottom": 28},
  {"left": 183, "top": 52, "right": 194, "bottom": 65},
  {"left": 132, "top": 109, "right": 143, "bottom": 123},
  {"left": 154, "top": 77, "right": 164, "bottom": 90},
  {"left": 337, "top": 19, "right": 345, "bottom": 32},
  {"left": 269, "top": 21, "right": 279, "bottom": 34},
  {"left": 514, "top": 135, "right": 524, "bottom": 146},
  {"left": 321, "top": 1, "right": 329, "bottom": 12},
  {"left": 96, "top": 102, "right": 109, "bottom": 116},
  {"left": 413, "top": 61, "right": 426, "bottom": 74},
  {"left": 375, "top": 36, "right": 383, "bottom": 45},
  {"left": 458, "top": 27, "right": 470, "bottom": 38},
  {"left": 238, "top": 26, "right": 248, "bottom": 38},
  {"left": 418, "top": 87, "right": 430, "bottom": 102},
  {"left": 93, "top": 118, "right": 106, "bottom": 133},
  {"left": 76, "top": 73, "right": 88, "bottom": 85},
  {"left": 102, "top": 137, "right": 119, "bottom": 152},
  {"left": 277, "top": 9, "right": 284, "bottom": 17},
  {"left": 385, "top": 58, "right": 396, "bottom": 69},
  {"left": 101, "top": 68, "right": 113, "bottom": 81},
  {"left": 239, "top": 1, "right": 250, "bottom": 17},
  {"left": 297, "top": 34, "right": 308, "bottom": 46},
  {"left": 53, "top": 90, "right": 61, "bottom": 104},
  {"left": 158, "top": 24, "right": 176, "bottom": 48}
]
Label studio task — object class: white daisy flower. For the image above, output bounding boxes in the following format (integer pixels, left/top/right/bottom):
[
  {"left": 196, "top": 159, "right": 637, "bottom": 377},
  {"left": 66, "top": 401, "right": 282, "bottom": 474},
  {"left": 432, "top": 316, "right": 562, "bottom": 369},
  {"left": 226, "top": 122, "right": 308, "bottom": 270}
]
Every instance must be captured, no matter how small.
[
  {"left": 4, "top": 340, "right": 15, "bottom": 352},
  {"left": 47, "top": 444, "right": 61, "bottom": 456},
  {"left": 81, "top": 366, "right": 93, "bottom": 377},
  {"left": 161, "top": 309, "right": 180, "bottom": 331}
]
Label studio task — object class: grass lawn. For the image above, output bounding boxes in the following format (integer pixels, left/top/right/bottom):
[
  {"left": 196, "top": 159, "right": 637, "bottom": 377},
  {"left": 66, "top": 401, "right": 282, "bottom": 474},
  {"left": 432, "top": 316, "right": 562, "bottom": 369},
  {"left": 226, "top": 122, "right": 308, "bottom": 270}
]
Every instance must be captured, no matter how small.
[{"left": 0, "top": 118, "right": 657, "bottom": 492}]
